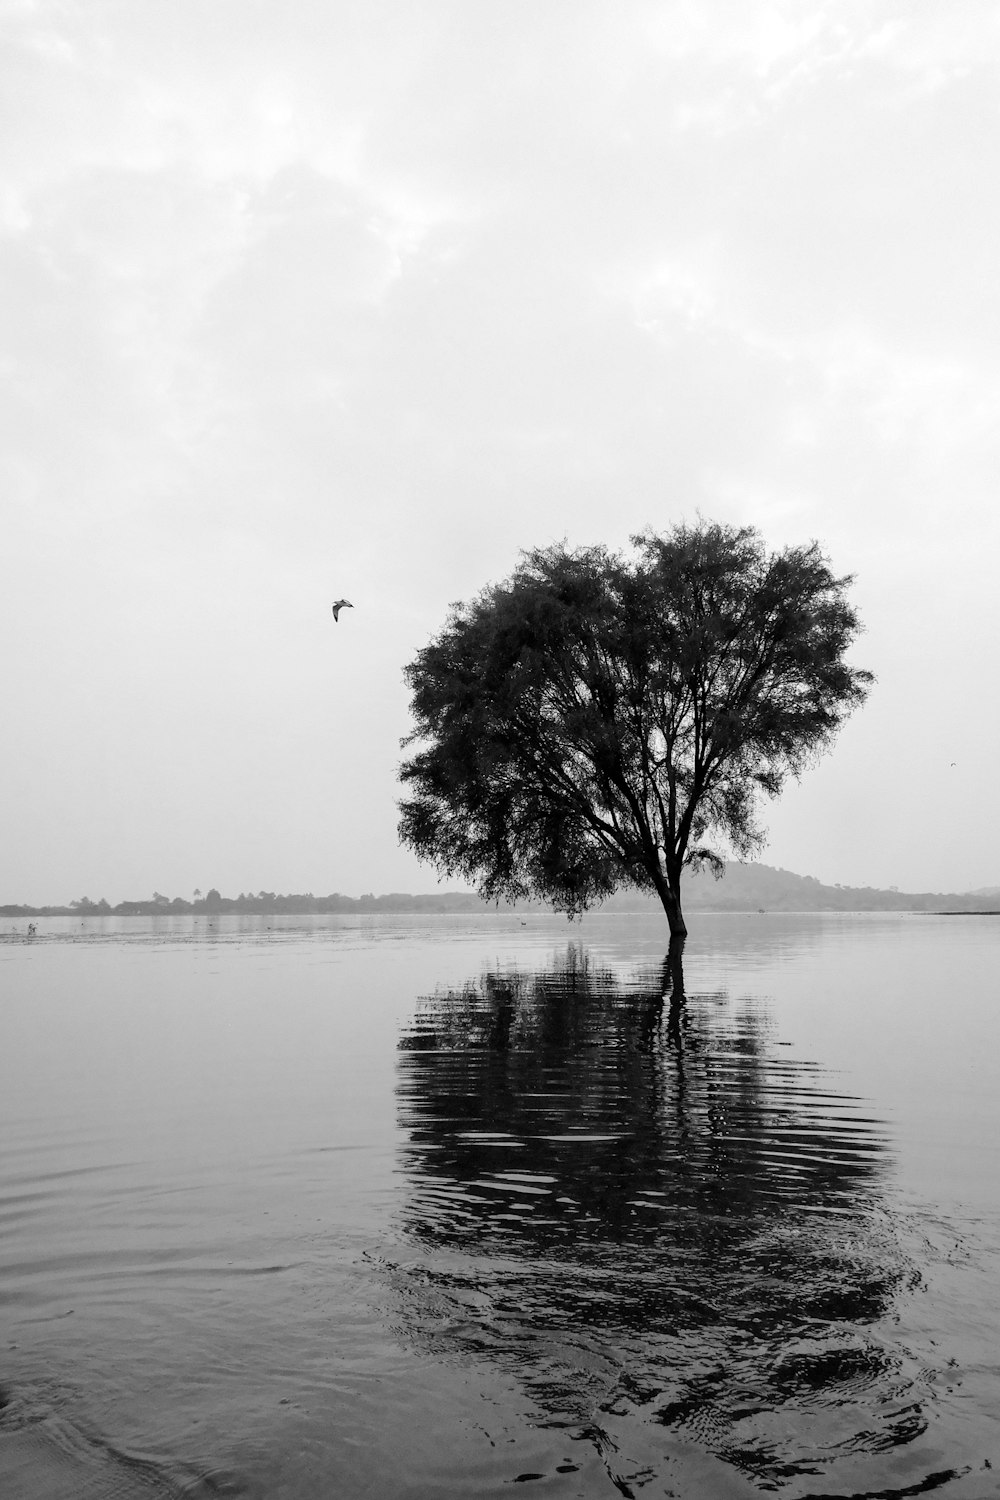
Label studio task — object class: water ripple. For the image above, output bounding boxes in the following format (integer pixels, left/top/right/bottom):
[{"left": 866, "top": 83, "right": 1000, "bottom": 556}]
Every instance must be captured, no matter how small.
[{"left": 391, "top": 951, "right": 970, "bottom": 1495}]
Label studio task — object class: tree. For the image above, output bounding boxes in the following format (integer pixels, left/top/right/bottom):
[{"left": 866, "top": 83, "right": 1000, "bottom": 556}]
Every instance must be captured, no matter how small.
[{"left": 398, "top": 521, "right": 873, "bottom": 937}]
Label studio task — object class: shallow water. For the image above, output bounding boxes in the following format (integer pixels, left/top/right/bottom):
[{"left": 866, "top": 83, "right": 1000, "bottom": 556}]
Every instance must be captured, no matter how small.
[{"left": 1, "top": 911, "right": 998, "bottom": 1496}]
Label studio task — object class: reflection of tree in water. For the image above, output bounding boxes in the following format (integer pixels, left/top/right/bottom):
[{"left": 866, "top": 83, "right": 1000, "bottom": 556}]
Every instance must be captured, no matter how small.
[{"left": 392, "top": 947, "right": 951, "bottom": 1495}]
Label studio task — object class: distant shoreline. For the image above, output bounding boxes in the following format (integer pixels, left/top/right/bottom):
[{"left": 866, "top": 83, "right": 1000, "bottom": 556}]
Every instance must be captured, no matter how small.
[
  {"left": 3, "top": 863, "right": 999, "bottom": 918},
  {"left": 930, "top": 909, "right": 1000, "bottom": 916}
]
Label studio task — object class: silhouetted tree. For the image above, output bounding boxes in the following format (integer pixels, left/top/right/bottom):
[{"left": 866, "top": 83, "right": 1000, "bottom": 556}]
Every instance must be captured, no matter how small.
[{"left": 399, "top": 521, "right": 872, "bottom": 935}]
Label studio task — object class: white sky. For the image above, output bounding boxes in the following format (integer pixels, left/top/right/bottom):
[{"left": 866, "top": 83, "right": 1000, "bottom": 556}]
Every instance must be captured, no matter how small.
[{"left": 3, "top": 0, "right": 998, "bottom": 904}]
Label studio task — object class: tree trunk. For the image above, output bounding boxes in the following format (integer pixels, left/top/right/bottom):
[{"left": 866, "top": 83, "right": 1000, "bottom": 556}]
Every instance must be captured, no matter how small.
[
  {"left": 664, "top": 932, "right": 686, "bottom": 1005},
  {"left": 654, "top": 863, "right": 687, "bottom": 938}
]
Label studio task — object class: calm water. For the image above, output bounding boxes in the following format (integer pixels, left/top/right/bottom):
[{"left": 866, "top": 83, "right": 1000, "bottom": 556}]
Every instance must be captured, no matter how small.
[{"left": 1, "top": 911, "right": 998, "bottom": 1498}]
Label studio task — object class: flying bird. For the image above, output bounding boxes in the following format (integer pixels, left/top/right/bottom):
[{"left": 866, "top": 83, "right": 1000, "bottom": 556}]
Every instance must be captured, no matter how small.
[{"left": 331, "top": 599, "right": 353, "bottom": 622}]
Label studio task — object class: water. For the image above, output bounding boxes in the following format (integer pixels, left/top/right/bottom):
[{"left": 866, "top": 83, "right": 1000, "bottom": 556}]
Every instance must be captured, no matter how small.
[{"left": 1, "top": 911, "right": 998, "bottom": 1497}]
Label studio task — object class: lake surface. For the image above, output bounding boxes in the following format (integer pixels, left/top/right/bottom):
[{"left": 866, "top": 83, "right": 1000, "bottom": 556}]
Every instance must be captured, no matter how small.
[{"left": 1, "top": 911, "right": 998, "bottom": 1497}]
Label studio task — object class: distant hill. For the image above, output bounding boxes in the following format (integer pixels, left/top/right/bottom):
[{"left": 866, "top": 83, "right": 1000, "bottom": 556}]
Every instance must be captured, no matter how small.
[
  {"left": 601, "top": 863, "right": 999, "bottom": 914},
  {"left": 2, "top": 865, "right": 998, "bottom": 918}
]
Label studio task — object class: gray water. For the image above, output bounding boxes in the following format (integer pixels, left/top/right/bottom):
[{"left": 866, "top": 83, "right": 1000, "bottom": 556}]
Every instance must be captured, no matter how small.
[{"left": 1, "top": 911, "right": 998, "bottom": 1497}]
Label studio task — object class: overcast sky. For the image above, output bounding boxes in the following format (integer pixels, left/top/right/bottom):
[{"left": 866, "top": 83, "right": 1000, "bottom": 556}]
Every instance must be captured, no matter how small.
[{"left": 3, "top": 0, "right": 998, "bottom": 905}]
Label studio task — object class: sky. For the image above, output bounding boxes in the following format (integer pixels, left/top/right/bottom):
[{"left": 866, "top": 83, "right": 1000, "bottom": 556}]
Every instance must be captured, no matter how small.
[{"left": 2, "top": 0, "right": 998, "bottom": 905}]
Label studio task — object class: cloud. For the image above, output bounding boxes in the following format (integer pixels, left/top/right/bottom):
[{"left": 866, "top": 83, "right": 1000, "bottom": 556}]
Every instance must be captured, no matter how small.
[{"left": 3, "top": 0, "right": 1000, "bottom": 895}]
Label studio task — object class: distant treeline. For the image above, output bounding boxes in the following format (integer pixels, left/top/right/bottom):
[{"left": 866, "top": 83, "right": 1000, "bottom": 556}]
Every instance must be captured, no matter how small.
[
  {"left": 2, "top": 864, "right": 998, "bottom": 918},
  {"left": 0, "top": 889, "right": 489, "bottom": 918}
]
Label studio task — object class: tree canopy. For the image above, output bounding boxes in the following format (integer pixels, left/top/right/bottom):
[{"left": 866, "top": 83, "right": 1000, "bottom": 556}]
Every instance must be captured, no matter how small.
[{"left": 397, "top": 521, "right": 873, "bottom": 935}]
